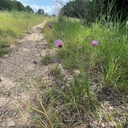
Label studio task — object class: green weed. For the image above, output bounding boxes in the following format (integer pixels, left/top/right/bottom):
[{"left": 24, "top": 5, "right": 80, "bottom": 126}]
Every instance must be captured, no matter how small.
[{"left": 41, "top": 54, "right": 55, "bottom": 65}]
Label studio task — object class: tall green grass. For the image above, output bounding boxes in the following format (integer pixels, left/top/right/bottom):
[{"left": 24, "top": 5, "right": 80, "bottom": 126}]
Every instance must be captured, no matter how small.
[
  {"left": 44, "top": 17, "right": 128, "bottom": 92},
  {"left": 41, "top": 16, "right": 128, "bottom": 126},
  {"left": 0, "top": 11, "right": 45, "bottom": 56}
]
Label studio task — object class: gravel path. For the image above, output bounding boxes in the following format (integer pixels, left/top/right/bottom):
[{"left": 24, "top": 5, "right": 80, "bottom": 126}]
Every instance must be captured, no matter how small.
[{"left": 0, "top": 21, "right": 51, "bottom": 128}]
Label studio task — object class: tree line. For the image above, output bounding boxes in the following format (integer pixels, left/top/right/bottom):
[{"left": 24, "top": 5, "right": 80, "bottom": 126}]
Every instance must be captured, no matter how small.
[
  {"left": 0, "top": 0, "right": 45, "bottom": 14},
  {"left": 60, "top": 0, "right": 128, "bottom": 23}
]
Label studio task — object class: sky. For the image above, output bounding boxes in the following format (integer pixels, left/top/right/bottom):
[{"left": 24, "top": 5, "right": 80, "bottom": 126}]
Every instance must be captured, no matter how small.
[{"left": 17, "top": 0, "right": 70, "bottom": 15}]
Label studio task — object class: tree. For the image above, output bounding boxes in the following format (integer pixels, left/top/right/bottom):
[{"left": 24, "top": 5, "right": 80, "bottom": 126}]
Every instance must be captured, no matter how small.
[
  {"left": 17, "top": 2, "right": 26, "bottom": 11},
  {"left": 0, "top": 0, "right": 11, "bottom": 10},
  {"left": 36, "top": 9, "right": 44, "bottom": 14},
  {"left": 26, "top": 5, "right": 34, "bottom": 13},
  {"left": 60, "top": 0, "right": 128, "bottom": 23},
  {"left": 60, "top": 0, "right": 103, "bottom": 23},
  {"left": 0, "top": 0, "right": 32, "bottom": 12},
  {"left": 11, "top": 1, "right": 18, "bottom": 10}
]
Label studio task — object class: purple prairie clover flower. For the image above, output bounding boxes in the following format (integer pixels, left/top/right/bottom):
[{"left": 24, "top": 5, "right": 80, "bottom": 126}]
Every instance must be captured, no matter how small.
[
  {"left": 32, "top": 59, "right": 37, "bottom": 64},
  {"left": 91, "top": 40, "right": 98, "bottom": 46},
  {"left": 55, "top": 38, "right": 63, "bottom": 48},
  {"left": 48, "top": 23, "right": 52, "bottom": 28}
]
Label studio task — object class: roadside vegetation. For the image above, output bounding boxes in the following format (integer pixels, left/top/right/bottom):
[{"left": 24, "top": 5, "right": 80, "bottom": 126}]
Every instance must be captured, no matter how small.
[
  {"left": 41, "top": 13, "right": 128, "bottom": 128},
  {"left": 0, "top": 11, "right": 45, "bottom": 56},
  {"left": 44, "top": 16, "right": 128, "bottom": 92}
]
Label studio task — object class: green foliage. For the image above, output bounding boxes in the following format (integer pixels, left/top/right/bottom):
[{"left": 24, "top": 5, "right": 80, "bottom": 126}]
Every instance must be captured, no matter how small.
[
  {"left": 0, "top": 11, "right": 45, "bottom": 56},
  {"left": 0, "top": 0, "right": 34, "bottom": 12},
  {"left": 44, "top": 16, "right": 128, "bottom": 93},
  {"left": 42, "top": 17, "right": 97, "bottom": 127},
  {"left": 60, "top": 0, "right": 104, "bottom": 23},
  {"left": 41, "top": 16, "right": 128, "bottom": 127},
  {"left": 26, "top": 5, "right": 34, "bottom": 13},
  {"left": 60, "top": 0, "right": 128, "bottom": 23},
  {"left": 41, "top": 54, "right": 54, "bottom": 65},
  {"left": 36, "top": 9, "right": 44, "bottom": 14}
]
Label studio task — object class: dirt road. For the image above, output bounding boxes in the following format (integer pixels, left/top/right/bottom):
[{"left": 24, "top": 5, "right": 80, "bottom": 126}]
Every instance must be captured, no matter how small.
[{"left": 0, "top": 21, "right": 51, "bottom": 128}]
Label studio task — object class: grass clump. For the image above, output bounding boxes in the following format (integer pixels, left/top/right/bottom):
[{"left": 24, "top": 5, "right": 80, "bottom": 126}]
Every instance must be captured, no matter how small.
[
  {"left": 41, "top": 54, "right": 55, "bottom": 65},
  {"left": 0, "top": 11, "right": 46, "bottom": 56}
]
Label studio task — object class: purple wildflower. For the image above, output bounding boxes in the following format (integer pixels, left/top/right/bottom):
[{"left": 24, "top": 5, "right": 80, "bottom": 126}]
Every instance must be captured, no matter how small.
[
  {"left": 32, "top": 59, "right": 37, "bottom": 64},
  {"left": 55, "top": 38, "right": 63, "bottom": 48},
  {"left": 41, "top": 45, "right": 46, "bottom": 50},
  {"left": 91, "top": 40, "right": 98, "bottom": 46},
  {"left": 48, "top": 23, "right": 52, "bottom": 28},
  {"left": 54, "top": 59, "right": 57, "bottom": 63}
]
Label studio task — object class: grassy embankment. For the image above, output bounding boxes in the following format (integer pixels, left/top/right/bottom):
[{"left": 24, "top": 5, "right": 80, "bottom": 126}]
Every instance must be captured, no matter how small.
[
  {"left": 0, "top": 11, "right": 45, "bottom": 57},
  {"left": 40, "top": 17, "right": 128, "bottom": 127}
]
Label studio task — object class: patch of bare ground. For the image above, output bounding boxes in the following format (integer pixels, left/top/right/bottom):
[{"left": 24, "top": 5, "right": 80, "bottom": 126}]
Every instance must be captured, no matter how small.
[{"left": 0, "top": 21, "right": 54, "bottom": 128}]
